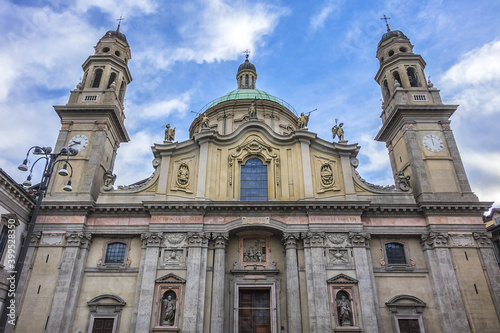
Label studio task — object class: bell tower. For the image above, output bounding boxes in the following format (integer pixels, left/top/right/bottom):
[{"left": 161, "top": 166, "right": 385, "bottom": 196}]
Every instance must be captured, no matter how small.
[
  {"left": 48, "top": 25, "right": 132, "bottom": 202},
  {"left": 374, "top": 25, "right": 477, "bottom": 203}
]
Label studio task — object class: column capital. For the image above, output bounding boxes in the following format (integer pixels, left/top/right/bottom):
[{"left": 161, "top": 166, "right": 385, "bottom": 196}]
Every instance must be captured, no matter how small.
[
  {"left": 348, "top": 231, "right": 371, "bottom": 248},
  {"left": 141, "top": 232, "right": 164, "bottom": 247},
  {"left": 212, "top": 232, "right": 229, "bottom": 248},
  {"left": 30, "top": 231, "right": 42, "bottom": 245},
  {"left": 282, "top": 232, "right": 301, "bottom": 248},
  {"left": 421, "top": 231, "right": 449, "bottom": 250},
  {"left": 302, "top": 232, "right": 325, "bottom": 247},
  {"left": 65, "top": 231, "right": 92, "bottom": 248},
  {"left": 473, "top": 232, "right": 492, "bottom": 247},
  {"left": 187, "top": 232, "right": 209, "bottom": 247}
]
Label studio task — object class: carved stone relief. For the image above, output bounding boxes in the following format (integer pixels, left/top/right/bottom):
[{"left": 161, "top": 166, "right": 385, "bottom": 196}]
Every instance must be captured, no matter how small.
[
  {"left": 162, "top": 249, "right": 185, "bottom": 264},
  {"left": 166, "top": 233, "right": 186, "bottom": 245},
  {"left": 450, "top": 234, "right": 474, "bottom": 247},
  {"left": 171, "top": 157, "right": 194, "bottom": 193},
  {"left": 327, "top": 233, "right": 347, "bottom": 245},
  {"left": 242, "top": 238, "right": 267, "bottom": 263},
  {"left": 329, "top": 249, "right": 349, "bottom": 265},
  {"left": 421, "top": 232, "right": 449, "bottom": 249},
  {"left": 314, "top": 155, "right": 340, "bottom": 193}
]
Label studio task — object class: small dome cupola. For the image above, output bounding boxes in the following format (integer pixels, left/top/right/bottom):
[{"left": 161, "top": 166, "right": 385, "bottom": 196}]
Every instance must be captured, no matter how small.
[{"left": 236, "top": 50, "right": 257, "bottom": 89}]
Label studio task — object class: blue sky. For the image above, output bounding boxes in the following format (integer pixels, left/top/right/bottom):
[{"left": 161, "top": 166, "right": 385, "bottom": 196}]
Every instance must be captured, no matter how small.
[{"left": 1, "top": 0, "right": 499, "bottom": 207}]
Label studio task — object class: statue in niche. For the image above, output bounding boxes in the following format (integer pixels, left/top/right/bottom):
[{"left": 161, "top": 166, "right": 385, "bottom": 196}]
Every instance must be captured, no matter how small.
[
  {"left": 177, "top": 163, "right": 189, "bottom": 186},
  {"left": 200, "top": 113, "right": 209, "bottom": 130},
  {"left": 243, "top": 239, "right": 266, "bottom": 263},
  {"left": 332, "top": 121, "right": 345, "bottom": 141},
  {"left": 164, "top": 124, "right": 176, "bottom": 141},
  {"left": 320, "top": 163, "right": 334, "bottom": 186},
  {"left": 248, "top": 98, "right": 257, "bottom": 118},
  {"left": 162, "top": 294, "right": 176, "bottom": 326},
  {"left": 337, "top": 295, "right": 352, "bottom": 326}
]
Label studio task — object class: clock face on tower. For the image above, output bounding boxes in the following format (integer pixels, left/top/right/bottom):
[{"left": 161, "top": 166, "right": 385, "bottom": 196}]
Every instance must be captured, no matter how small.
[
  {"left": 68, "top": 134, "right": 89, "bottom": 152},
  {"left": 422, "top": 134, "right": 444, "bottom": 153}
]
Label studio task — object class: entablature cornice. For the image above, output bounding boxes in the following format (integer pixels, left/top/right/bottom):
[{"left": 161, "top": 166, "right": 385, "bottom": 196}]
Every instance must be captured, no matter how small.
[
  {"left": 54, "top": 105, "right": 130, "bottom": 142},
  {"left": 375, "top": 105, "right": 457, "bottom": 142},
  {"left": 418, "top": 201, "right": 492, "bottom": 217}
]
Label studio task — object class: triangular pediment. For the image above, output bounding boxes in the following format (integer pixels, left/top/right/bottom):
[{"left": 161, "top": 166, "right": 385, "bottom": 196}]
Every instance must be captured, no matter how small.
[
  {"left": 327, "top": 273, "right": 358, "bottom": 284},
  {"left": 155, "top": 273, "right": 186, "bottom": 284}
]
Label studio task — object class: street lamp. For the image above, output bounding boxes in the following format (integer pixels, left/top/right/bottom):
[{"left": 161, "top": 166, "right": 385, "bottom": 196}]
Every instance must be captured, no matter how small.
[{"left": 0, "top": 145, "right": 77, "bottom": 330}]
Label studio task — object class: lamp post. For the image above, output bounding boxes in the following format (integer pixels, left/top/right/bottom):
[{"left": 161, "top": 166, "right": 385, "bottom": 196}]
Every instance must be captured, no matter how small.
[{"left": 0, "top": 146, "right": 77, "bottom": 330}]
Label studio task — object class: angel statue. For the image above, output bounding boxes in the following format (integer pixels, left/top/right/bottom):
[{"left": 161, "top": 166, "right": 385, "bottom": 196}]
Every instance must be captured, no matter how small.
[
  {"left": 164, "top": 124, "right": 176, "bottom": 141},
  {"left": 332, "top": 120, "right": 345, "bottom": 142}
]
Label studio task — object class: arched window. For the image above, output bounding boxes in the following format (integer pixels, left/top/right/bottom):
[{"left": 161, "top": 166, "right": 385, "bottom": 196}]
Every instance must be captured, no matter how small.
[
  {"left": 392, "top": 71, "right": 402, "bottom": 87},
  {"left": 105, "top": 242, "right": 127, "bottom": 264},
  {"left": 240, "top": 158, "right": 268, "bottom": 201},
  {"left": 245, "top": 74, "right": 249, "bottom": 88},
  {"left": 107, "top": 72, "right": 117, "bottom": 89},
  {"left": 91, "top": 68, "right": 103, "bottom": 88},
  {"left": 118, "top": 81, "right": 126, "bottom": 102},
  {"left": 407, "top": 67, "right": 420, "bottom": 87},
  {"left": 251, "top": 76, "right": 254, "bottom": 89},
  {"left": 385, "top": 243, "right": 406, "bottom": 265},
  {"left": 240, "top": 76, "right": 243, "bottom": 88}
]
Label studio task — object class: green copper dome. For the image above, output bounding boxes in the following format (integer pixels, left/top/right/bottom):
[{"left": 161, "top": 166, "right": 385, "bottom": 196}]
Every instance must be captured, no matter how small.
[{"left": 207, "top": 89, "right": 288, "bottom": 109}]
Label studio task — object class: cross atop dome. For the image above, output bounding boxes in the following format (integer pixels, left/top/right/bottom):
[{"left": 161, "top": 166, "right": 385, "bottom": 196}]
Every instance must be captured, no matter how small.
[{"left": 243, "top": 49, "right": 251, "bottom": 60}]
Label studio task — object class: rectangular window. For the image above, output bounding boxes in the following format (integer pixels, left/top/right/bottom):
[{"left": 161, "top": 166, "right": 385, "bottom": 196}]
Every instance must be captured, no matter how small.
[
  {"left": 398, "top": 318, "right": 421, "bottom": 333},
  {"left": 91, "top": 318, "right": 114, "bottom": 333}
]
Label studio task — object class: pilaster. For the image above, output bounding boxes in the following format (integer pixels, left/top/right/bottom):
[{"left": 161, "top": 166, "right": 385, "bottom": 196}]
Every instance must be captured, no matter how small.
[
  {"left": 299, "top": 139, "right": 314, "bottom": 199},
  {"left": 420, "top": 231, "right": 470, "bottom": 332},
  {"left": 210, "top": 233, "right": 229, "bottom": 333},
  {"left": 282, "top": 232, "right": 303, "bottom": 333},
  {"left": 182, "top": 232, "right": 209, "bottom": 333},
  {"left": 473, "top": 232, "right": 500, "bottom": 319},
  {"left": 135, "top": 232, "right": 163, "bottom": 332},
  {"left": 46, "top": 231, "right": 92, "bottom": 332},
  {"left": 302, "top": 232, "right": 330, "bottom": 332},
  {"left": 348, "top": 231, "right": 380, "bottom": 333},
  {"left": 196, "top": 137, "right": 210, "bottom": 199}
]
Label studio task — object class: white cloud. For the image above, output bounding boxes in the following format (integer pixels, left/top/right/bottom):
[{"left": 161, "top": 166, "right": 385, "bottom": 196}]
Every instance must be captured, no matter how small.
[
  {"left": 113, "top": 131, "right": 161, "bottom": 186},
  {"left": 135, "top": 0, "right": 289, "bottom": 70},
  {"left": 75, "top": 0, "right": 158, "bottom": 18},
  {"left": 442, "top": 39, "right": 500, "bottom": 87},
  {"left": 137, "top": 92, "right": 192, "bottom": 119},
  {"left": 310, "top": 0, "right": 345, "bottom": 32}
]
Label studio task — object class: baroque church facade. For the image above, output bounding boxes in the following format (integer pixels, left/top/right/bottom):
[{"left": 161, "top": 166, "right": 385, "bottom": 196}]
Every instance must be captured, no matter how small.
[{"left": 9, "top": 25, "right": 500, "bottom": 333}]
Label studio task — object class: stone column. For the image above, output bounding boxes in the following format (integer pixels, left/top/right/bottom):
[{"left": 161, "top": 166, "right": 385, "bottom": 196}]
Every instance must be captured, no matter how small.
[
  {"left": 210, "top": 233, "right": 229, "bottom": 333},
  {"left": 182, "top": 232, "right": 209, "bottom": 333},
  {"left": 135, "top": 232, "right": 163, "bottom": 332},
  {"left": 421, "top": 232, "right": 471, "bottom": 332},
  {"left": 348, "top": 231, "right": 380, "bottom": 333},
  {"left": 303, "top": 232, "right": 331, "bottom": 332},
  {"left": 282, "top": 233, "right": 303, "bottom": 333},
  {"left": 474, "top": 232, "right": 500, "bottom": 319},
  {"left": 402, "top": 125, "right": 432, "bottom": 200},
  {"left": 46, "top": 231, "right": 92, "bottom": 332}
]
